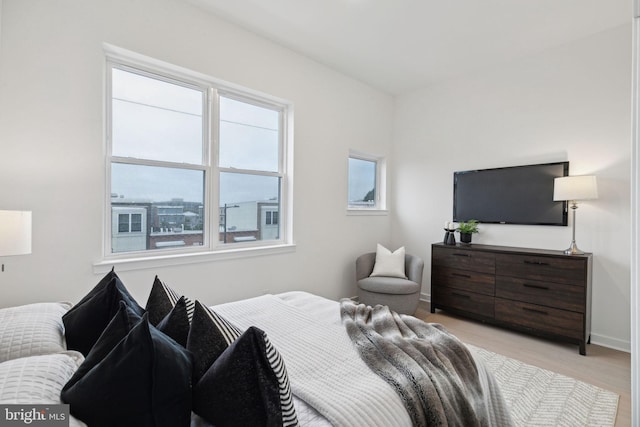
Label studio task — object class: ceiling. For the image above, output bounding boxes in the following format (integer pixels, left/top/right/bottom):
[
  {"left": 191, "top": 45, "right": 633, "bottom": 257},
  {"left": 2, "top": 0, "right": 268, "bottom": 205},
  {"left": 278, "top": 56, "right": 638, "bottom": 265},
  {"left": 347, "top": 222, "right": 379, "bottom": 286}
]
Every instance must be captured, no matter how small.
[{"left": 183, "top": 0, "right": 631, "bottom": 95}]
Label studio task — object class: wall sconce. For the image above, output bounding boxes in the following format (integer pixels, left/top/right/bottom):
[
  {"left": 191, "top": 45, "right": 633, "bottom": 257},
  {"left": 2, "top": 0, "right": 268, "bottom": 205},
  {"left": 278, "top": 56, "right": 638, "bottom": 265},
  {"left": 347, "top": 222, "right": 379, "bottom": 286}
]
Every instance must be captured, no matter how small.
[
  {"left": 0, "top": 210, "right": 32, "bottom": 271},
  {"left": 553, "top": 176, "right": 598, "bottom": 255}
]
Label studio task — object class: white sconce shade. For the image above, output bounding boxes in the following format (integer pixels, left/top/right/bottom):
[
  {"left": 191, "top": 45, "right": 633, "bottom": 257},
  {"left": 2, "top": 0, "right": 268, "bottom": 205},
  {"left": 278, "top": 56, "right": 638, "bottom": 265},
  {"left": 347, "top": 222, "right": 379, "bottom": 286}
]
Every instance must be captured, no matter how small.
[
  {"left": 553, "top": 176, "right": 598, "bottom": 202},
  {"left": 0, "top": 210, "right": 32, "bottom": 256}
]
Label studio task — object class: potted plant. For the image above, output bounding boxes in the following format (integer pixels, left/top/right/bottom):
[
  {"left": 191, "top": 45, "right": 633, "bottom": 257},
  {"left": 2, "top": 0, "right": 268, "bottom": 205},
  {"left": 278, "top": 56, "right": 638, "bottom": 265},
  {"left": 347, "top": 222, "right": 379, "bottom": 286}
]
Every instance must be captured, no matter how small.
[{"left": 456, "top": 220, "right": 479, "bottom": 244}]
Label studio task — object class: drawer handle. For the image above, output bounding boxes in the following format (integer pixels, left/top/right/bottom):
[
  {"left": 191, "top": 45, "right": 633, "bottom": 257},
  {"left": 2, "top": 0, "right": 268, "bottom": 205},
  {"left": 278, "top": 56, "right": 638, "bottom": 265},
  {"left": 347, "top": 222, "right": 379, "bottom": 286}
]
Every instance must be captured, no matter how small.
[
  {"left": 523, "top": 260, "right": 550, "bottom": 266},
  {"left": 523, "top": 283, "right": 549, "bottom": 290},
  {"left": 522, "top": 307, "right": 548, "bottom": 315},
  {"left": 452, "top": 273, "right": 471, "bottom": 278},
  {"left": 452, "top": 253, "right": 471, "bottom": 257},
  {"left": 451, "top": 292, "right": 471, "bottom": 299}
]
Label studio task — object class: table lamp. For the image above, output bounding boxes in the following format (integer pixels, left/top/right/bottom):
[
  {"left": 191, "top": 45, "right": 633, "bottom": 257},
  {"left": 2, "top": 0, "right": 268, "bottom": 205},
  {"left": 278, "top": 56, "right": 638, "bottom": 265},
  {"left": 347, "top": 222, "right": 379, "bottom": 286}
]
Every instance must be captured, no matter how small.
[{"left": 553, "top": 176, "right": 598, "bottom": 255}]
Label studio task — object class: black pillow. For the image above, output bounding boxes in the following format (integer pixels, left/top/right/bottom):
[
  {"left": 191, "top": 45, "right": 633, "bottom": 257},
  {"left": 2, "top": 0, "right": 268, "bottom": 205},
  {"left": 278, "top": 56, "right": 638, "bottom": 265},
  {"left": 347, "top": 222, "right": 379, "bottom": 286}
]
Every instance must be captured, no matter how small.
[
  {"left": 63, "top": 301, "right": 141, "bottom": 392},
  {"left": 61, "top": 313, "right": 192, "bottom": 427},
  {"left": 186, "top": 301, "right": 242, "bottom": 383},
  {"left": 62, "top": 268, "right": 144, "bottom": 356},
  {"left": 156, "top": 296, "right": 190, "bottom": 347},
  {"left": 146, "top": 276, "right": 194, "bottom": 326},
  {"left": 192, "top": 326, "right": 298, "bottom": 427}
]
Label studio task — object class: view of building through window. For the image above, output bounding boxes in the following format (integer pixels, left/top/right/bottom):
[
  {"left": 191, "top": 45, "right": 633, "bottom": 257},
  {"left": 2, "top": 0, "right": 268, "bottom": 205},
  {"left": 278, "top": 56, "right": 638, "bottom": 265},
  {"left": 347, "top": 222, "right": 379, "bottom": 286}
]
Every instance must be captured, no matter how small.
[{"left": 108, "top": 64, "right": 285, "bottom": 254}]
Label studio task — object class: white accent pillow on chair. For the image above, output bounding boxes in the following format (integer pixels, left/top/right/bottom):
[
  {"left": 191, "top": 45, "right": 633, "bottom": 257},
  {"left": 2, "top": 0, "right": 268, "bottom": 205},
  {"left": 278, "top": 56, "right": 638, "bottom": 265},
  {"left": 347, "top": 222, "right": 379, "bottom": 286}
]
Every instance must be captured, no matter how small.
[{"left": 370, "top": 244, "right": 407, "bottom": 278}]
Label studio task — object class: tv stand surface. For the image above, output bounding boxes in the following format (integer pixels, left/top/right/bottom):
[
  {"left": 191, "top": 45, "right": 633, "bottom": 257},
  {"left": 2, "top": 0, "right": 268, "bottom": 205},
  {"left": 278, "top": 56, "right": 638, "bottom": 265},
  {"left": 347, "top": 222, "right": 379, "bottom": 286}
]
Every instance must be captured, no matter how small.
[{"left": 430, "top": 242, "right": 592, "bottom": 355}]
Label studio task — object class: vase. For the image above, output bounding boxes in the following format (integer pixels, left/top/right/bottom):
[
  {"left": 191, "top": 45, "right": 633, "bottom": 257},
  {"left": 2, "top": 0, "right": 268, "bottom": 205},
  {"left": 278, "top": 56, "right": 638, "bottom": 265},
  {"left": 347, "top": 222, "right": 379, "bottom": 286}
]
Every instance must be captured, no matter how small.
[
  {"left": 446, "top": 232, "right": 456, "bottom": 245},
  {"left": 460, "top": 232, "right": 472, "bottom": 244}
]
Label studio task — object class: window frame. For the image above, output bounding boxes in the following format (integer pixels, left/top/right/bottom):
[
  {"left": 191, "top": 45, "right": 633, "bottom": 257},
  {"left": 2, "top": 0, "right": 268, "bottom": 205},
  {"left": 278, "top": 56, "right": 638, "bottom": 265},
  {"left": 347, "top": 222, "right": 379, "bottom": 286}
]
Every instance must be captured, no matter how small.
[
  {"left": 100, "top": 44, "right": 294, "bottom": 271},
  {"left": 213, "top": 91, "right": 288, "bottom": 250},
  {"left": 347, "top": 150, "right": 387, "bottom": 214}
]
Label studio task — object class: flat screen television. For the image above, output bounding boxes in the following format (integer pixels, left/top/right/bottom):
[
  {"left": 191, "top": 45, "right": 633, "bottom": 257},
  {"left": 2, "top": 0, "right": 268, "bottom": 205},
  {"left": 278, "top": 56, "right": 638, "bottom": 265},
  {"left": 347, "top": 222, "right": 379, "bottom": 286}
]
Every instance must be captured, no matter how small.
[{"left": 453, "top": 161, "right": 569, "bottom": 226}]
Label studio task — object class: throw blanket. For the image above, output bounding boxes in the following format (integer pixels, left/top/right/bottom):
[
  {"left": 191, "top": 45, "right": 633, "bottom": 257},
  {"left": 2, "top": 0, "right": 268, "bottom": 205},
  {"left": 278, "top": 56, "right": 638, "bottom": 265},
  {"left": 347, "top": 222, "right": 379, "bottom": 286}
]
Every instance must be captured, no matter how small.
[
  {"left": 214, "top": 295, "right": 412, "bottom": 426},
  {"left": 340, "top": 299, "right": 514, "bottom": 427}
]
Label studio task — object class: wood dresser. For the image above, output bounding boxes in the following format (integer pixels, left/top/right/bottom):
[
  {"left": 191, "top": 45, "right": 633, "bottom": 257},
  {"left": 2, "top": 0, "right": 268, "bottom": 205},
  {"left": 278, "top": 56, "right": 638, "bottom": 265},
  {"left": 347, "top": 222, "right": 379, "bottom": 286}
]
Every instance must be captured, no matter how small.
[{"left": 430, "top": 242, "right": 592, "bottom": 355}]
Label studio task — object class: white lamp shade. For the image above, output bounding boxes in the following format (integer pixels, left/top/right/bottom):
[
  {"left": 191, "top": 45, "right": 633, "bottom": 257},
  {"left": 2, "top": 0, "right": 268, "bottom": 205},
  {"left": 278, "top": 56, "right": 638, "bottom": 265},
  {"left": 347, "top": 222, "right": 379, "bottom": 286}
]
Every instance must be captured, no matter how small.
[
  {"left": 0, "top": 210, "right": 32, "bottom": 256},
  {"left": 553, "top": 176, "right": 598, "bottom": 202}
]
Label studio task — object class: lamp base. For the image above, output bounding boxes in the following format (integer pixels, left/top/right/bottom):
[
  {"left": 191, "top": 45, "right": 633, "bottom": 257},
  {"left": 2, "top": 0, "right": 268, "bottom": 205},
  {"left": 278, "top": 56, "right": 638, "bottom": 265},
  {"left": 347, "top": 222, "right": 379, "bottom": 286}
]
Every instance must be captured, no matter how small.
[{"left": 564, "top": 241, "right": 585, "bottom": 255}]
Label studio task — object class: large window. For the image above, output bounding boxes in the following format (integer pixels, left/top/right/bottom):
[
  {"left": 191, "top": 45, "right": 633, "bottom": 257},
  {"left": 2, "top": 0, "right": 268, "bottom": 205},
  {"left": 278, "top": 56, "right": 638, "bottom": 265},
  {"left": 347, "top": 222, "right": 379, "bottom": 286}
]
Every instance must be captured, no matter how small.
[
  {"left": 348, "top": 151, "right": 386, "bottom": 211},
  {"left": 106, "top": 51, "right": 290, "bottom": 258}
]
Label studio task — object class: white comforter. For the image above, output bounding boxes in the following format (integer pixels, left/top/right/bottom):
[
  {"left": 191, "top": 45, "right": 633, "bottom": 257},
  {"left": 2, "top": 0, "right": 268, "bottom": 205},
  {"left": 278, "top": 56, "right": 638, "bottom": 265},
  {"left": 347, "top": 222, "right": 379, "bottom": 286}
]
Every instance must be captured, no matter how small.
[
  {"left": 214, "top": 292, "right": 412, "bottom": 427},
  {"left": 214, "top": 291, "right": 512, "bottom": 427}
]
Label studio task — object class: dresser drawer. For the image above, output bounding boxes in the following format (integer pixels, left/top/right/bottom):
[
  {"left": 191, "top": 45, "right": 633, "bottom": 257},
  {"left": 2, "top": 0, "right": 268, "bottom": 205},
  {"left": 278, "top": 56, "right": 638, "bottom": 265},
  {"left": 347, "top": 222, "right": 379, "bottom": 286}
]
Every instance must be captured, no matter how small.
[
  {"left": 495, "top": 298, "right": 583, "bottom": 340},
  {"left": 496, "top": 276, "right": 584, "bottom": 312},
  {"left": 432, "top": 247, "right": 495, "bottom": 274},
  {"left": 432, "top": 266, "right": 495, "bottom": 296},
  {"left": 495, "top": 253, "right": 587, "bottom": 285},
  {"left": 432, "top": 287, "right": 494, "bottom": 319}
]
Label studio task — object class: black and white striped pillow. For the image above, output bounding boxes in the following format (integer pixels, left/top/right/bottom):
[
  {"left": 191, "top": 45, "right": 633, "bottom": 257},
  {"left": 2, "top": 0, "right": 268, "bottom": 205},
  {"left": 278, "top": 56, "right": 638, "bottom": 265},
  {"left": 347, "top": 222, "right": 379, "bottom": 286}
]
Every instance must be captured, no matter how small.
[
  {"left": 188, "top": 302, "right": 298, "bottom": 427},
  {"left": 263, "top": 333, "right": 298, "bottom": 427},
  {"left": 145, "top": 276, "right": 195, "bottom": 326}
]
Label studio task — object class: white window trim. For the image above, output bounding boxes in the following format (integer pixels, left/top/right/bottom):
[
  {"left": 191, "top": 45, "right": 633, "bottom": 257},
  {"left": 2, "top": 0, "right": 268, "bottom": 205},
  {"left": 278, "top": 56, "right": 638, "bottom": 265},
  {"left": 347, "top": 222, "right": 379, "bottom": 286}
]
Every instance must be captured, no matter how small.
[
  {"left": 93, "top": 243, "right": 296, "bottom": 274},
  {"left": 347, "top": 149, "right": 388, "bottom": 215},
  {"left": 213, "top": 90, "right": 290, "bottom": 250},
  {"left": 98, "top": 44, "right": 295, "bottom": 271}
]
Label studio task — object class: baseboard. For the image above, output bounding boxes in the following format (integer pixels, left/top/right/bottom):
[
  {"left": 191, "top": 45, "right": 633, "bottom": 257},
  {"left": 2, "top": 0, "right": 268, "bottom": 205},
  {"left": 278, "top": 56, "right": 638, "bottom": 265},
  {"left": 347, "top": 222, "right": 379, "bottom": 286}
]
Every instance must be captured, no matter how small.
[
  {"left": 420, "top": 292, "right": 431, "bottom": 302},
  {"left": 590, "top": 333, "right": 631, "bottom": 353}
]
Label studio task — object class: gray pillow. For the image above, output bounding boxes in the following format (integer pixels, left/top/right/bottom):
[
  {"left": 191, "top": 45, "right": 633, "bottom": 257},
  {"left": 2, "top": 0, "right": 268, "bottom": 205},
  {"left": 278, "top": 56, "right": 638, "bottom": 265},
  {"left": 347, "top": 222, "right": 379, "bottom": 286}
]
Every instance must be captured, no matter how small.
[
  {"left": 0, "top": 302, "right": 71, "bottom": 363},
  {"left": 0, "top": 351, "right": 83, "bottom": 403}
]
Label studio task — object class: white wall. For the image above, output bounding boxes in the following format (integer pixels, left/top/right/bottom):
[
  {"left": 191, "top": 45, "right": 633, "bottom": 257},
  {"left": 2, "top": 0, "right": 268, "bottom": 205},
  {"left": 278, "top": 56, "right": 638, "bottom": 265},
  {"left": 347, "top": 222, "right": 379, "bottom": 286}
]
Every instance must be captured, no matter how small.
[
  {"left": 0, "top": 0, "right": 394, "bottom": 307},
  {"left": 392, "top": 25, "right": 633, "bottom": 351}
]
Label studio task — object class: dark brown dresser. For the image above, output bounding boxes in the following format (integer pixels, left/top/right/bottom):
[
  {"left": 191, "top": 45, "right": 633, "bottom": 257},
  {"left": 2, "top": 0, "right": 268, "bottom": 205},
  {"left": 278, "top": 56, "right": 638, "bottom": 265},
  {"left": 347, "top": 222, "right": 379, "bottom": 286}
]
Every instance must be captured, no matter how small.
[{"left": 430, "top": 242, "right": 592, "bottom": 355}]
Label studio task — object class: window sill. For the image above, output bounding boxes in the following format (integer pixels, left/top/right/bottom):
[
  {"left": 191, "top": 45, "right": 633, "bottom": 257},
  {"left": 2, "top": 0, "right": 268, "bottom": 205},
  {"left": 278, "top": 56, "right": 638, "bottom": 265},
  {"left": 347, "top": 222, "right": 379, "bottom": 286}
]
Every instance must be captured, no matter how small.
[
  {"left": 93, "top": 243, "right": 297, "bottom": 274},
  {"left": 346, "top": 209, "right": 389, "bottom": 216}
]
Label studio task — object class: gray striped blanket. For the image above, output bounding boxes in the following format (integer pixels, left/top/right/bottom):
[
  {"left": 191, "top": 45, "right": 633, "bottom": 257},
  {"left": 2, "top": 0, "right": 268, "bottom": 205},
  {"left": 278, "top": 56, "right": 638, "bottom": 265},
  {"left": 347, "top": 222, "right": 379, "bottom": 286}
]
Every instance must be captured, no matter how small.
[{"left": 340, "top": 299, "right": 514, "bottom": 427}]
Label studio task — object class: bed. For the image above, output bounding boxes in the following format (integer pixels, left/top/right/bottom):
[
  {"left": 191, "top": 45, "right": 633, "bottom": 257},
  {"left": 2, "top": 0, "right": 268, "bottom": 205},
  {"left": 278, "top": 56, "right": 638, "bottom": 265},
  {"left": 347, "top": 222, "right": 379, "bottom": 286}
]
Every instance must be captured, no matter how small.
[{"left": 0, "top": 272, "right": 512, "bottom": 427}]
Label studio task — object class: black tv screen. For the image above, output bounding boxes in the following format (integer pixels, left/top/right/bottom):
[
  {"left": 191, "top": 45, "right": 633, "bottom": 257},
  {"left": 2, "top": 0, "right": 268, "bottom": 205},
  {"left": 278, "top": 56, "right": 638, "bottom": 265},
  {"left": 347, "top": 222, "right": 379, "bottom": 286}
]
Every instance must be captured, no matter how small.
[{"left": 453, "top": 162, "right": 569, "bottom": 226}]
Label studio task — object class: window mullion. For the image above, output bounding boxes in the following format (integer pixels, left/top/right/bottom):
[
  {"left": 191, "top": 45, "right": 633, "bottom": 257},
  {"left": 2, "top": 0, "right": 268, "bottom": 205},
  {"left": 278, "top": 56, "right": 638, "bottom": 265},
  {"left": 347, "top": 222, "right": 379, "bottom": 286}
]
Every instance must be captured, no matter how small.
[{"left": 209, "top": 87, "right": 220, "bottom": 250}]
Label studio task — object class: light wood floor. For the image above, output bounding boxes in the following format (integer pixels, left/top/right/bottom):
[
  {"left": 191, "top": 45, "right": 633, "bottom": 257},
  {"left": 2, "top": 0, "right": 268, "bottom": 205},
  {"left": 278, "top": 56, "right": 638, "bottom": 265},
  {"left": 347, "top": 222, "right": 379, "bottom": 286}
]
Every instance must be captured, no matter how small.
[{"left": 415, "top": 302, "right": 631, "bottom": 427}]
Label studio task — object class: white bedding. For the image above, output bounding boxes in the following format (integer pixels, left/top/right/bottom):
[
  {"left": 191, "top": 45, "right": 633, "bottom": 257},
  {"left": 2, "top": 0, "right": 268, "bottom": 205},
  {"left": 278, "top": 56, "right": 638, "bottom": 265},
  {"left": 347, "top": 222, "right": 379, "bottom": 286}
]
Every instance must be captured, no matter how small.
[
  {"left": 214, "top": 291, "right": 412, "bottom": 427},
  {"left": 0, "top": 302, "right": 87, "bottom": 427},
  {"left": 0, "top": 292, "right": 505, "bottom": 427},
  {"left": 0, "top": 302, "right": 71, "bottom": 363},
  {"left": 275, "top": 292, "right": 347, "bottom": 426},
  {"left": 215, "top": 291, "right": 511, "bottom": 427}
]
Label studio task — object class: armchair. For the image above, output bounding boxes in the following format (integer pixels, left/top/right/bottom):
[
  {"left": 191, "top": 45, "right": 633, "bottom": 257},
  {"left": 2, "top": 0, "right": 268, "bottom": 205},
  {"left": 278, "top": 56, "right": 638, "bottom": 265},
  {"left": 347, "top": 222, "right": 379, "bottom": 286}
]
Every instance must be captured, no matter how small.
[{"left": 356, "top": 252, "right": 424, "bottom": 315}]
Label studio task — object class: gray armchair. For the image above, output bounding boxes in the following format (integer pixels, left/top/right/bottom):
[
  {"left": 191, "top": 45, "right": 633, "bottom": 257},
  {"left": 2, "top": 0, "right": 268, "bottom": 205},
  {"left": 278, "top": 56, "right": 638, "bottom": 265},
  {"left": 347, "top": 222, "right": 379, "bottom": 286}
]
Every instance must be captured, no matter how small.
[{"left": 356, "top": 252, "right": 424, "bottom": 315}]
